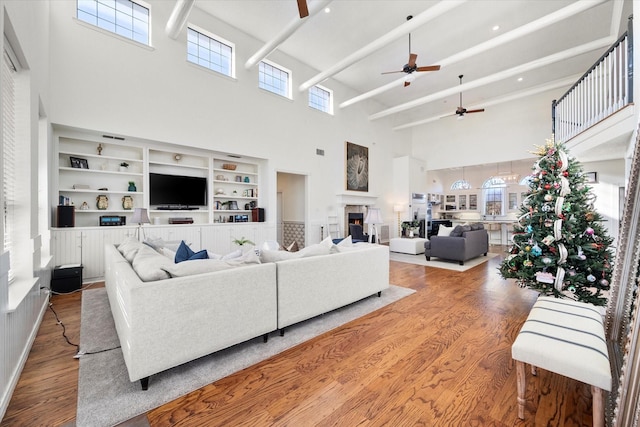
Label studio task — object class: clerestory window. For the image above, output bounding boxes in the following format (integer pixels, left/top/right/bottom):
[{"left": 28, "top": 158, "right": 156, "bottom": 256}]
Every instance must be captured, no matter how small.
[
  {"left": 77, "top": 0, "right": 150, "bottom": 45},
  {"left": 187, "top": 26, "right": 234, "bottom": 77},
  {"left": 309, "top": 85, "right": 333, "bottom": 114},
  {"left": 259, "top": 60, "right": 291, "bottom": 98}
]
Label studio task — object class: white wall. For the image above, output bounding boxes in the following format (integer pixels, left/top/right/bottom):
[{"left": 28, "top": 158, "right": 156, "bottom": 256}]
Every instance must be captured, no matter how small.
[
  {"left": 1, "top": 0, "right": 51, "bottom": 421},
  {"left": 411, "top": 90, "right": 554, "bottom": 170},
  {"left": 48, "top": 1, "right": 409, "bottom": 241}
]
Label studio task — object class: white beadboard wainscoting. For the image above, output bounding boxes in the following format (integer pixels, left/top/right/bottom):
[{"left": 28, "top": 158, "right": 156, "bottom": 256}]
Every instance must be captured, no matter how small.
[
  {"left": 51, "top": 223, "right": 276, "bottom": 282},
  {"left": 1, "top": 250, "right": 52, "bottom": 421}
]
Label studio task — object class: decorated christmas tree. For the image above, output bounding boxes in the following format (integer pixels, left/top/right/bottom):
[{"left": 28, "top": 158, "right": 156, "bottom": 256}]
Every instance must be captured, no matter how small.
[{"left": 499, "top": 137, "right": 614, "bottom": 306}]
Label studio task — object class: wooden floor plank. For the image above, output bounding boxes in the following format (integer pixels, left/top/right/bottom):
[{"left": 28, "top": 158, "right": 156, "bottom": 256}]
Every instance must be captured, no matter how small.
[{"left": 1, "top": 247, "right": 600, "bottom": 426}]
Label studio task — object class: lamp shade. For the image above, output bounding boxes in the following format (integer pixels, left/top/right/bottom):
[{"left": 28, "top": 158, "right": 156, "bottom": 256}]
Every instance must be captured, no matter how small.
[
  {"left": 131, "top": 208, "right": 150, "bottom": 224},
  {"left": 393, "top": 204, "right": 404, "bottom": 213},
  {"left": 365, "top": 207, "right": 383, "bottom": 225}
]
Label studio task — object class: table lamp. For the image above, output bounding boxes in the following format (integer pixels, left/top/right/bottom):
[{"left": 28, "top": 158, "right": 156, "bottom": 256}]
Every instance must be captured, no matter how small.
[
  {"left": 393, "top": 204, "right": 404, "bottom": 237},
  {"left": 364, "top": 207, "right": 383, "bottom": 244},
  {"left": 131, "top": 208, "right": 150, "bottom": 240}
]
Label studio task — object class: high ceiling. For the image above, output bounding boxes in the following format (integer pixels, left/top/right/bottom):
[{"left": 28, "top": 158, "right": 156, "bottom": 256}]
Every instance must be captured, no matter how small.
[{"left": 194, "top": 0, "right": 631, "bottom": 134}]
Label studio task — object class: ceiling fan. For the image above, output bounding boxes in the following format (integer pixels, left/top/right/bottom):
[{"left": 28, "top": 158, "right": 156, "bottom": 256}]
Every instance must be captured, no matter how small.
[
  {"left": 381, "top": 15, "right": 440, "bottom": 87},
  {"left": 297, "top": 0, "right": 309, "bottom": 18},
  {"left": 455, "top": 74, "right": 485, "bottom": 117}
]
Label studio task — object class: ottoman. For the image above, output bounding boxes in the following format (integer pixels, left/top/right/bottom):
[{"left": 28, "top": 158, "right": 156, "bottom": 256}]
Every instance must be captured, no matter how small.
[{"left": 389, "top": 237, "right": 427, "bottom": 255}]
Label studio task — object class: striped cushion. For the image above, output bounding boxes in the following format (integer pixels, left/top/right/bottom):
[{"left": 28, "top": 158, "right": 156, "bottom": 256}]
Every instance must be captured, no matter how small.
[{"left": 512, "top": 296, "right": 611, "bottom": 391}]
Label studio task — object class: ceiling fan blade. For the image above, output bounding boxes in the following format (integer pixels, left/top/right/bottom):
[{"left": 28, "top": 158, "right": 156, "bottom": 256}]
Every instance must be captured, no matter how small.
[
  {"left": 415, "top": 65, "right": 441, "bottom": 72},
  {"left": 297, "top": 0, "right": 309, "bottom": 18},
  {"left": 407, "top": 53, "right": 417, "bottom": 68},
  {"left": 465, "top": 108, "right": 485, "bottom": 114},
  {"left": 404, "top": 81, "right": 411, "bottom": 87},
  {"left": 381, "top": 70, "right": 405, "bottom": 75}
]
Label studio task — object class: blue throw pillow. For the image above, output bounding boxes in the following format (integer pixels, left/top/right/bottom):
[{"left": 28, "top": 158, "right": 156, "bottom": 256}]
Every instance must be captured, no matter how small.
[{"left": 175, "top": 241, "right": 209, "bottom": 263}]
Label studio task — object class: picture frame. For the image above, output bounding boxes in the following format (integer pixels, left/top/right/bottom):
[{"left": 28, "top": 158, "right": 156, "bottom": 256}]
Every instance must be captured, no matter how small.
[
  {"left": 70, "top": 156, "right": 89, "bottom": 169},
  {"left": 585, "top": 171, "right": 598, "bottom": 183},
  {"left": 345, "top": 141, "right": 369, "bottom": 192},
  {"left": 235, "top": 175, "right": 242, "bottom": 182}
]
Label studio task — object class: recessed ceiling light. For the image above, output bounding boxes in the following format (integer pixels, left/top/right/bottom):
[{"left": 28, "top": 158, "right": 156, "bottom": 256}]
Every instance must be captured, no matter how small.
[
  {"left": 492, "top": 25, "right": 500, "bottom": 31},
  {"left": 517, "top": 77, "right": 523, "bottom": 82},
  {"left": 324, "top": 7, "right": 331, "bottom": 13}
]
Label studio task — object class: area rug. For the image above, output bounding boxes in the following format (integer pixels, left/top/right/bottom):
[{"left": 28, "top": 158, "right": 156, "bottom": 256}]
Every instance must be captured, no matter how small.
[
  {"left": 389, "top": 251, "right": 498, "bottom": 271},
  {"left": 76, "top": 285, "right": 415, "bottom": 427}
]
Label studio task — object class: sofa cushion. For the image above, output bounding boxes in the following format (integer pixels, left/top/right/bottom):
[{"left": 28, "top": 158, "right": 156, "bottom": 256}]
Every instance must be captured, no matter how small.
[
  {"left": 260, "top": 249, "right": 302, "bottom": 263},
  {"left": 438, "top": 226, "right": 453, "bottom": 237},
  {"left": 132, "top": 245, "right": 173, "bottom": 282},
  {"left": 143, "top": 236, "right": 165, "bottom": 253},
  {"left": 470, "top": 222, "right": 483, "bottom": 230},
  {"left": 163, "top": 249, "right": 261, "bottom": 277},
  {"left": 175, "top": 240, "right": 208, "bottom": 263},
  {"left": 337, "top": 235, "right": 353, "bottom": 247},
  {"left": 450, "top": 225, "right": 469, "bottom": 237},
  {"left": 119, "top": 237, "right": 144, "bottom": 263}
]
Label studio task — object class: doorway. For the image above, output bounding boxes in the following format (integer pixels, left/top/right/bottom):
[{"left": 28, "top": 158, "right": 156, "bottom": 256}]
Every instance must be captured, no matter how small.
[{"left": 276, "top": 172, "right": 307, "bottom": 249}]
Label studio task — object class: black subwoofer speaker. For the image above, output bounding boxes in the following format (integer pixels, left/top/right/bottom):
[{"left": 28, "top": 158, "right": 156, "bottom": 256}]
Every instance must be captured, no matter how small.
[
  {"left": 57, "top": 205, "right": 75, "bottom": 227},
  {"left": 251, "top": 208, "right": 265, "bottom": 222}
]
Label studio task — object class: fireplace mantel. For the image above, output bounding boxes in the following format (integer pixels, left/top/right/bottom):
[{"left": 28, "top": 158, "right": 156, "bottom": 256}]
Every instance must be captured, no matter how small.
[{"left": 336, "top": 193, "right": 379, "bottom": 206}]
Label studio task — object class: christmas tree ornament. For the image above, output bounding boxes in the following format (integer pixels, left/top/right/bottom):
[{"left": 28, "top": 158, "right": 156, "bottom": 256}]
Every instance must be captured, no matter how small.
[
  {"left": 585, "top": 211, "right": 594, "bottom": 222},
  {"left": 600, "top": 278, "right": 609, "bottom": 287},
  {"left": 568, "top": 269, "right": 576, "bottom": 276},
  {"left": 531, "top": 244, "right": 542, "bottom": 256},
  {"left": 577, "top": 246, "right": 586, "bottom": 260},
  {"left": 587, "top": 274, "right": 596, "bottom": 282},
  {"left": 542, "top": 257, "right": 552, "bottom": 265},
  {"left": 585, "top": 227, "right": 595, "bottom": 236},
  {"left": 524, "top": 245, "right": 531, "bottom": 252},
  {"left": 523, "top": 259, "right": 533, "bottom": 267},
  {"left": 544, "top": 184, "right": 551, "bottom": 190},
  {"left": 567, "top": 285, "right": 576, "bottom": 293},
  {"left": 544, "top": 194, "right": 553, "bottom": 202},
  {"left": 542, "top": 204, "right": 552, "bottom": 212},
  {"left": 562, "top": 170, "right": 569, "bottom": 177},
  {"left": 536, "top": 271, "right": 554, "bottom": 284},
  {"left": 544, "top": 219, "right": 553, "bottom": 227},
  {"left": 542, "top": 235, "right": 555, "bottom": 246}
]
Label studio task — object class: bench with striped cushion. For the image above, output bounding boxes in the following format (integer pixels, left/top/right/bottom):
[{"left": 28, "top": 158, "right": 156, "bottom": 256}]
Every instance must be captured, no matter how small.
[{"left": 512, "top": 296, "right": 611, "bottom": 427}]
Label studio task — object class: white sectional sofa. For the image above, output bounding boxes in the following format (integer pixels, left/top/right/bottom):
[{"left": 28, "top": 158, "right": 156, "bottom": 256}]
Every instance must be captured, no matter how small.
[
  {"left": 104, "top": 243, "right": 277, "bottom": 390},
  {"left": 276, "top": 244, "right": 389, "bottom": 333},
  {"left": 103, "top": 237, "right": 390, "bottom": 389}
]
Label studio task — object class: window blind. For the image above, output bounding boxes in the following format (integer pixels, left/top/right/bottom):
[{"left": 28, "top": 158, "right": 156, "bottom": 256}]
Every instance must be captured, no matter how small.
[{"left": 3, "top": 48, "right": 16, "bottom": 282}]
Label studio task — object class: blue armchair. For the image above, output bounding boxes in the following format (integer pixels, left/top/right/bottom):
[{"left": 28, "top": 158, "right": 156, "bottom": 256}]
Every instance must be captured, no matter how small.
[{"left": 349, "top": 224, "right": 369, "bottom": 243}]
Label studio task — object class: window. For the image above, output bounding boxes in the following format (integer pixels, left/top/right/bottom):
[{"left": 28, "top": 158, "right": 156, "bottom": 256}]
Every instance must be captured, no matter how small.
[
  {"left": 2, "top": 48, "right": 16, "bottom": 281},
  {"left": 483, "top": 177, "right": 506, "bottom": 216},
  {"left": 450, "top": 179, "right": 471, "bottom": 190},
  {"left": 187, "top": 27, "right": 234, "bottom": 77},
  {"left": 259, "top": 60, "right": 291, "bottom": 98},
  {"left": 309, "top": 85, "right": 333, "bottom": 114},
  {"left": 77, "top": 0, "right": 150, "bottom": 45}
]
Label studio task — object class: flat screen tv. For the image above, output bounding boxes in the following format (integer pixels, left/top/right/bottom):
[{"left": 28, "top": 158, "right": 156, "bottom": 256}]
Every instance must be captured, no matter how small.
[{"left": 149, "top": 173, "right": 207, "bottom": 208}]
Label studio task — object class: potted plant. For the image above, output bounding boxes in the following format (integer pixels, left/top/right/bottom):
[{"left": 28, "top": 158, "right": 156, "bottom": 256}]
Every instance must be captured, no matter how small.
[
  {"left": 119, "top": 162, "right": 129, "bottom": 172},
  {"left": 232, "top": 236, "right": 254, "bottom": 247},
  {"left": 401, "top": 220, "right": 421, "bottom": 238}
]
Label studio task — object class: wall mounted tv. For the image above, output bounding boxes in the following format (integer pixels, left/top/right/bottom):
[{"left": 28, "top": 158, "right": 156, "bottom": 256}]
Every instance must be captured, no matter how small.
[{"left": 149, "top": 173, "right": 207, "bottom": 209}]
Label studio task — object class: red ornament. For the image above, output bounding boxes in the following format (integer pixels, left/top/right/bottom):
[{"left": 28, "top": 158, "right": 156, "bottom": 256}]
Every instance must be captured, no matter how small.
[
  {"left": 544, "top": 184, "right": 551, "bottom": 190},
  {"left": 563, "top": 171, "right": 569, "bottom": 177},
  {"left": 541, "top": 170, "right": 547, "bottom": 175}
]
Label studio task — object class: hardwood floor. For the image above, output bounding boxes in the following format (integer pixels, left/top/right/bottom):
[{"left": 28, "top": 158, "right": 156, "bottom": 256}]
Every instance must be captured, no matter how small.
[{"left": 2, "top": 247, "right": 598, "bottom": 426}]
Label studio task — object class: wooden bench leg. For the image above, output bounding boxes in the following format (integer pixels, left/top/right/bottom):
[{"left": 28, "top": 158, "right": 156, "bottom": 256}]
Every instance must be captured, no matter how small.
[
  {"left": 516, "top": 360, "right": 526, "bottom": 420},
  {"left": 592, "top": 385, "right": 604, "bottom": 427}
]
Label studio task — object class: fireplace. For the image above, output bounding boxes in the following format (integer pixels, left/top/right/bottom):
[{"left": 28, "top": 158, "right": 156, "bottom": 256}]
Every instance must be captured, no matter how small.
[{"left": 334, "top": 193, "right": 378, "bottom": 239}]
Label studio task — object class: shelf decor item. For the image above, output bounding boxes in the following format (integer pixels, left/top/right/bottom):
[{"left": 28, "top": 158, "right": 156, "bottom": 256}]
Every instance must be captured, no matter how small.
[
  {"left": 222, "top": 163, "right": 237, "bottom": 170},
  {"left": 128, "top": 181, "right": 136, "bottom": 192},
  {"left": 122, "top": 195, "right": 133, "bottom": 210},
  {"left": 119, "top": 162, "right": 129, "bottom": 172},
  {"left": 244, "top": 176, "right": 250, "bottom": 183},
  {"left": 70, "top": 156, "right": 89, "bottom": 169},
  {"left": 96, "top": 194, "right": 109, "bottom": 210}
]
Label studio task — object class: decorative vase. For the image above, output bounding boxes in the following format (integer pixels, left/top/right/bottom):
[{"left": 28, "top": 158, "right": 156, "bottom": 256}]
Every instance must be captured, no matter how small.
[
  {"left": 122, "top": 195, "right": 133, "bottom": 210},
  {"left": 96, "top": 194, "right": 109, "bottom": 210},
  {"left": 128, "top": 183, "right": 136, "bottom": 191},
  {"left": 409, "top": 229, "right": 414, "bottom": 238},
  {"left": 119, "top": 166, "right": 128, "bottom": 172}
]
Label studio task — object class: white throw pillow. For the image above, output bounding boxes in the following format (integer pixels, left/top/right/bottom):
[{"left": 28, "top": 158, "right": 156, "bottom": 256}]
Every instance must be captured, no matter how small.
[
  {"left": 438, "top": 226, "right": 453, "bottom": 237},
  {"left": 162, "top": 259, "right": 235, "bottom": 277},
  {"left": 337, "top": 235, "right": 353, "bottom": 247},
  {"left": 260, "top": 249, "right": 302, "bottom": 263}
]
